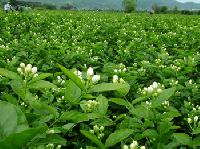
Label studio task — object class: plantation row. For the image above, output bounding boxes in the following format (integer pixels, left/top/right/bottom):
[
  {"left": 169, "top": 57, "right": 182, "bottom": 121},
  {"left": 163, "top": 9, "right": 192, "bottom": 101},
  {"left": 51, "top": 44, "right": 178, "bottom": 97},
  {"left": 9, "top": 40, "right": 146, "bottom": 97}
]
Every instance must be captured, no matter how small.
[{"left": 0, "top": 11, "right": 200, "bottom": 149}]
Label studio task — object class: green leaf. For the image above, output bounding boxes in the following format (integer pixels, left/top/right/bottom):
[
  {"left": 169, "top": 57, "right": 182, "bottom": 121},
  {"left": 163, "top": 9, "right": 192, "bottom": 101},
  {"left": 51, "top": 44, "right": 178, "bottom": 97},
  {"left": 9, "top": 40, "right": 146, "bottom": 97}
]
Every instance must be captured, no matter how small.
[
  {"left": 132, "top": 96, "right": 148, "bottom": 105},
  {"left": 0, "top": 101, "right": 17, "bottom": 140},
  {"left": 89, "top": 83, "right": 130, "bottom": 96},
  {"left": 152, "top": 88, "right": 176, "bottom": 108},
  {"left": 173, "top": 133, "right": 191, "bottom": 145},
  {"left": 109, "top": 98, "right": 132, "bottom": 110},
  {"left": 80, "top": 130, "right": 105, "bottom": 149},
  {"left": 30, "top": 101, "right": 59, "bottom": 118},
  {"left": 192, "top": 127, "right": 200, "bottom": 135},
  {"left": 1, "top": 93, "right": 18, "bottom": 105},
  {"left": 90, "top": 117, "right": 113, "bottom": 126},
  {"left": 28, "top": 80, "right": 57, "bottom": 89},
  {"left": 0, "top": 68, "right": 21, "bottom": 80},
  {"left": 60, "top": 111, "right": 90, "bottom": 123},
  {"left": 62, "top": 123, "right": 76, "bottom": 132},
  {"left": 58, "top": 64, "right": 85, "bottom": 90},
  {"left": 142, "top": 129, "right": 159, "bottom": 139},
  {"left": 105, "top": 129, "right": 133, "bottom": 147},
  {"left": 97, "top": 95, "right": 108, "bottom": 115},
  {"left": 0, "top": 127, "right": 47, "bottom": 149},
  {"left": 65, "top": 80, "right": 81, "bottom": 104},
  {"left": 37, "top": 134, "right": 66, "bottom": 146},
  {"left": 10, "top": 80, "right": 35, "bottom": 102},
  {"left": 130, "top": 106, "right": 151, "bottom": 119},
  {"left": 28, "top": 73, "right": 52, "bottom": 84}
]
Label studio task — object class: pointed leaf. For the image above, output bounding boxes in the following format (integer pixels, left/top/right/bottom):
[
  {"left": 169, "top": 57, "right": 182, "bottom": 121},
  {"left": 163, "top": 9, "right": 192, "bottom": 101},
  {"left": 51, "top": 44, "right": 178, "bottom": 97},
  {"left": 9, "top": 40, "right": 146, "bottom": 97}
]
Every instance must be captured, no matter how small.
[
  {"left": 105, "top": 129, "right": 134, "bottom": 147},
  {"left": 80, "top": 130, "right": 105, "bottom": 149}
]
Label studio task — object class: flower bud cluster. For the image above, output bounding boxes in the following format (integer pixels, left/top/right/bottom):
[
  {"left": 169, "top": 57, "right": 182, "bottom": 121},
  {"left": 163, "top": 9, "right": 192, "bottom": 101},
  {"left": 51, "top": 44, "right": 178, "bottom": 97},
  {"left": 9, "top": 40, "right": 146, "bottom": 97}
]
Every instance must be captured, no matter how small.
[
  {"left": 90, "top": 125, "right": 105, "bottom": 139},
  {"left": 46, "top": 144, "right": 61, "bottom": 149},
  {"left": 84, "top": 100, "right": 99, "bottom": 112},
  {"left": 113, "top": 63, "right": 127, "bottom": 73},
  {"left": 112, "top": 75, "right": 125, "bottom": 83},
  {"left": 17, "top": 63, "right": 38, "bottom": 78},
  {"left": 57, "top": 96, "right": 65, "bottom": 103},
  {"left": 187, "top": 116, "right": 199, "bottom": 124},
  {"left": 142, "top": 82, "right": 164, "bottom": 96},
  {"left": 123, "top": 140, "right": 145, "bottom": 149},
  {"left": 161, "top": 101, "right": 170, "bottom": 108},
  {"left": 57, "top": 76, "right": 65, "bottom": 85},
  {"left": 169, "top": 79, "right": 178, "bottom": 86},
  {"left": 74, "top": 67, "right": 101, "bottom": 84}
]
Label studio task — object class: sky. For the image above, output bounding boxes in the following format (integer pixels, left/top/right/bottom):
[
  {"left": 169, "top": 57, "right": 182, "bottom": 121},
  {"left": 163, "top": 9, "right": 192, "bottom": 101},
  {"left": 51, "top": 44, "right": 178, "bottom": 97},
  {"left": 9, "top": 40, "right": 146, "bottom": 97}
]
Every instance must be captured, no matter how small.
[{"left": 176, "top": 0, "right": 200, "bottom": 3}]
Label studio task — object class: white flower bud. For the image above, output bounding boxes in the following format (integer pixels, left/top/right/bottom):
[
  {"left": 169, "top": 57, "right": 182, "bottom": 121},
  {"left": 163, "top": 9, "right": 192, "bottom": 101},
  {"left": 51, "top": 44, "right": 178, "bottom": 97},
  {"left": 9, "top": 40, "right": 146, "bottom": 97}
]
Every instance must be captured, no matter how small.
[
  {"left": 17, "top": 67, "right": 22, "bottom": 73},
  {"left": 32, "top": 67, "right": 37, "bottom": 74},
  {"left": 87, "top": 67, "right": 94, "bottom": 76},
  {"left": 93, "top": 125, "right": 99, "bottom": 132},
  {"left": 120, "top": 78, "right": 125, "bottom": 83},
  {"left": 57, "top": 76, "right": 61, "bottom": 80},
  {"left": 20, "top": 63, "right": 25, "bottom": 68},
  {"left": 147, "top": 87, "right": 153, "bottom": 94},
  {"left": 89, "top": 130, "right": 94, "bottom": 134},
  {"left": 25, "top": 64, "right": 32, "bottom": 73},
  {"left": 130, "top": 141, "right": 138, "bottom": 149},
  {"left": 194, "top": 116, "right": 198, "bottom": 122},
  {"left": 123, "top": 145, "right": 129, "bottom": 149},
  {"left": 92, "top": 75, "right": 100, "bottom": 83},
  {"left": 100, "top": 126, "right": 104, "bottom": 131},
  {"left": 157, "top": 88, "right": 162, "bottom": 93},
  {"left": 189, "top": 79, "right": 193, "bottom": 84},
  {"left": 61, "top": 80, "right": 65, "bottom": 85},
  {"left": 33, "top": 73, "right": 38, "bottom": 78},
  {"left": 56, "top": 145, "right": 61, "bottom": 149},
  {"left": 113, "top": 75, "right": 119, "bottom": 83},
  {"left": 188, "top": 118, "right": 192, "bottom": 124},
  {"left": 140, "top": 146, "right": 146, "bottom": 149},
  {"left": 152, "top": 82, "right": 158, "bottom": 89}
]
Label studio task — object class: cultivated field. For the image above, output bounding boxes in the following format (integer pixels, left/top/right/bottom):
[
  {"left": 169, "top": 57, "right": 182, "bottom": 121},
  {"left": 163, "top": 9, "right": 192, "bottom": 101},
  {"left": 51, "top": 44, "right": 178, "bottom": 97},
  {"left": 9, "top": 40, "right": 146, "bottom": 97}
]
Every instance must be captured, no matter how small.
[{"left": 0, "top": 11, "right": 200, "bottom": 148}]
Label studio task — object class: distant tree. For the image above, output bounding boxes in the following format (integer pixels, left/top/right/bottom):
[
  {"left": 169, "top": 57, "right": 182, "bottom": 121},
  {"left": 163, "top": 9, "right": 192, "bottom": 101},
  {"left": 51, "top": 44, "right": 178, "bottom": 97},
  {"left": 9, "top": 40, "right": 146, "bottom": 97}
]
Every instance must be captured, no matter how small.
[
  {"left": 60, "top": 3, "right": 76, "bottom": 10},
  {"left": 152, "top": 3, "right": 160, "bottom": 14},
  {"left": 160, "top": 6, "right": 168, "bottom": 13},
  {"left": 10, "top": 0, "right": 18, "bottom": 6},
  {"left": 173, "top": 6, "right": 178, "bottom": 13},
  {"left": 122, "top": 0, "right": 137, "bottom": 13}
]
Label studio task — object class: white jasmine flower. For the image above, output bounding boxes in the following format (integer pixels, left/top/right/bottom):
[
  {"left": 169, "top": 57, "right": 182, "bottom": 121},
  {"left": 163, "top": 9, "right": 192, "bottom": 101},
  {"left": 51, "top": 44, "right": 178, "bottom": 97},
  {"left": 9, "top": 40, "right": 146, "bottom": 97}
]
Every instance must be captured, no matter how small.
[
  {"left": 194, "top": 116, "right": 198, "bottom": 122},
  {"left": 113, "top": 75, "right": 119, "bottom": 83},
  {"left": 130, "top": 141, "right": 138, "bottom": 149},
  {"left": 152, "top": 82, "right": 158, "bottom": 89},
  {"left": 31, "top": 67, "right": 37, "bottom": 74},
  {"left": 92, "top": 75, "right": 100, "bottom": 83},
  {"left": 20, "top": 63, "right": 25, "bottom": 68},
  {"left": 87, "top": 67, "right": 94, "bottom": 76},
  {"left": 140, "top": 146, "right": 146, "bottom": 149},
  {"left": 157, "top": 88, "right": 162, "bottom": 93},
  {"left": 17, "top": 67, "right": 22, "bottom": 73},
  {"left": 123, "top": 145, "right": 129, "bottom": 149},
  {"left": 188, "top": 118, "right": 192, "bottom": 124},
  {"left": 147, "top": 87, "right": 153, "bottom": 94}
]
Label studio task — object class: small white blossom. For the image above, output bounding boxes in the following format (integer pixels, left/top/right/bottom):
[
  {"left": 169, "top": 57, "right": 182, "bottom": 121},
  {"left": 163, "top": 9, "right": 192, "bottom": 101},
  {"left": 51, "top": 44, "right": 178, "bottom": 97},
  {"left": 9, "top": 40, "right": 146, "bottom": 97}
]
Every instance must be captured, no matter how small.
[
  {"left": 130, "top": 141, "right": 138, "bottom": 149},
  {"left": 20, "top": 63, "right": 25, "bottom": 68},
  {"left": 123, "top": 145, "right": 129, "bottom": 149},
  {"left": 32, "top": 67, "right": 37, "bottom": 74},
  {"left": 113, "top": 75, "right": 119, "bottom": 83},
  {"left": 147, "top": 87, "right": 154, "bottom": 94},
  {"left": 92, "top": 75, "right": 100, "bottom": 83},
  {"left": 188, "top": 118, "right": 192, "bottom": 124},
  {"left": 140, "top": 146, "right": 146, "bottom": 149},
  {"left": 152, "top": 82, "right": 158, "bottom": 89},
  {"left": 194, "top": 116, "right": 198, "bottom": 122},
  {"left": 87, "top": 67, "right": 94, "bottom": 76}
]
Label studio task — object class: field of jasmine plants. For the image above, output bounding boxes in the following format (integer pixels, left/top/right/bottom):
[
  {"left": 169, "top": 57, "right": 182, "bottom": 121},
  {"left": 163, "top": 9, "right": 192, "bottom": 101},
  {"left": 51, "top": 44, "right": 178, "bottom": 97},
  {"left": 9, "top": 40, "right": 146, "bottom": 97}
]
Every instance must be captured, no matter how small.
[{"left": 0, "top": 11, "right": 200, "bottom": 149}]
